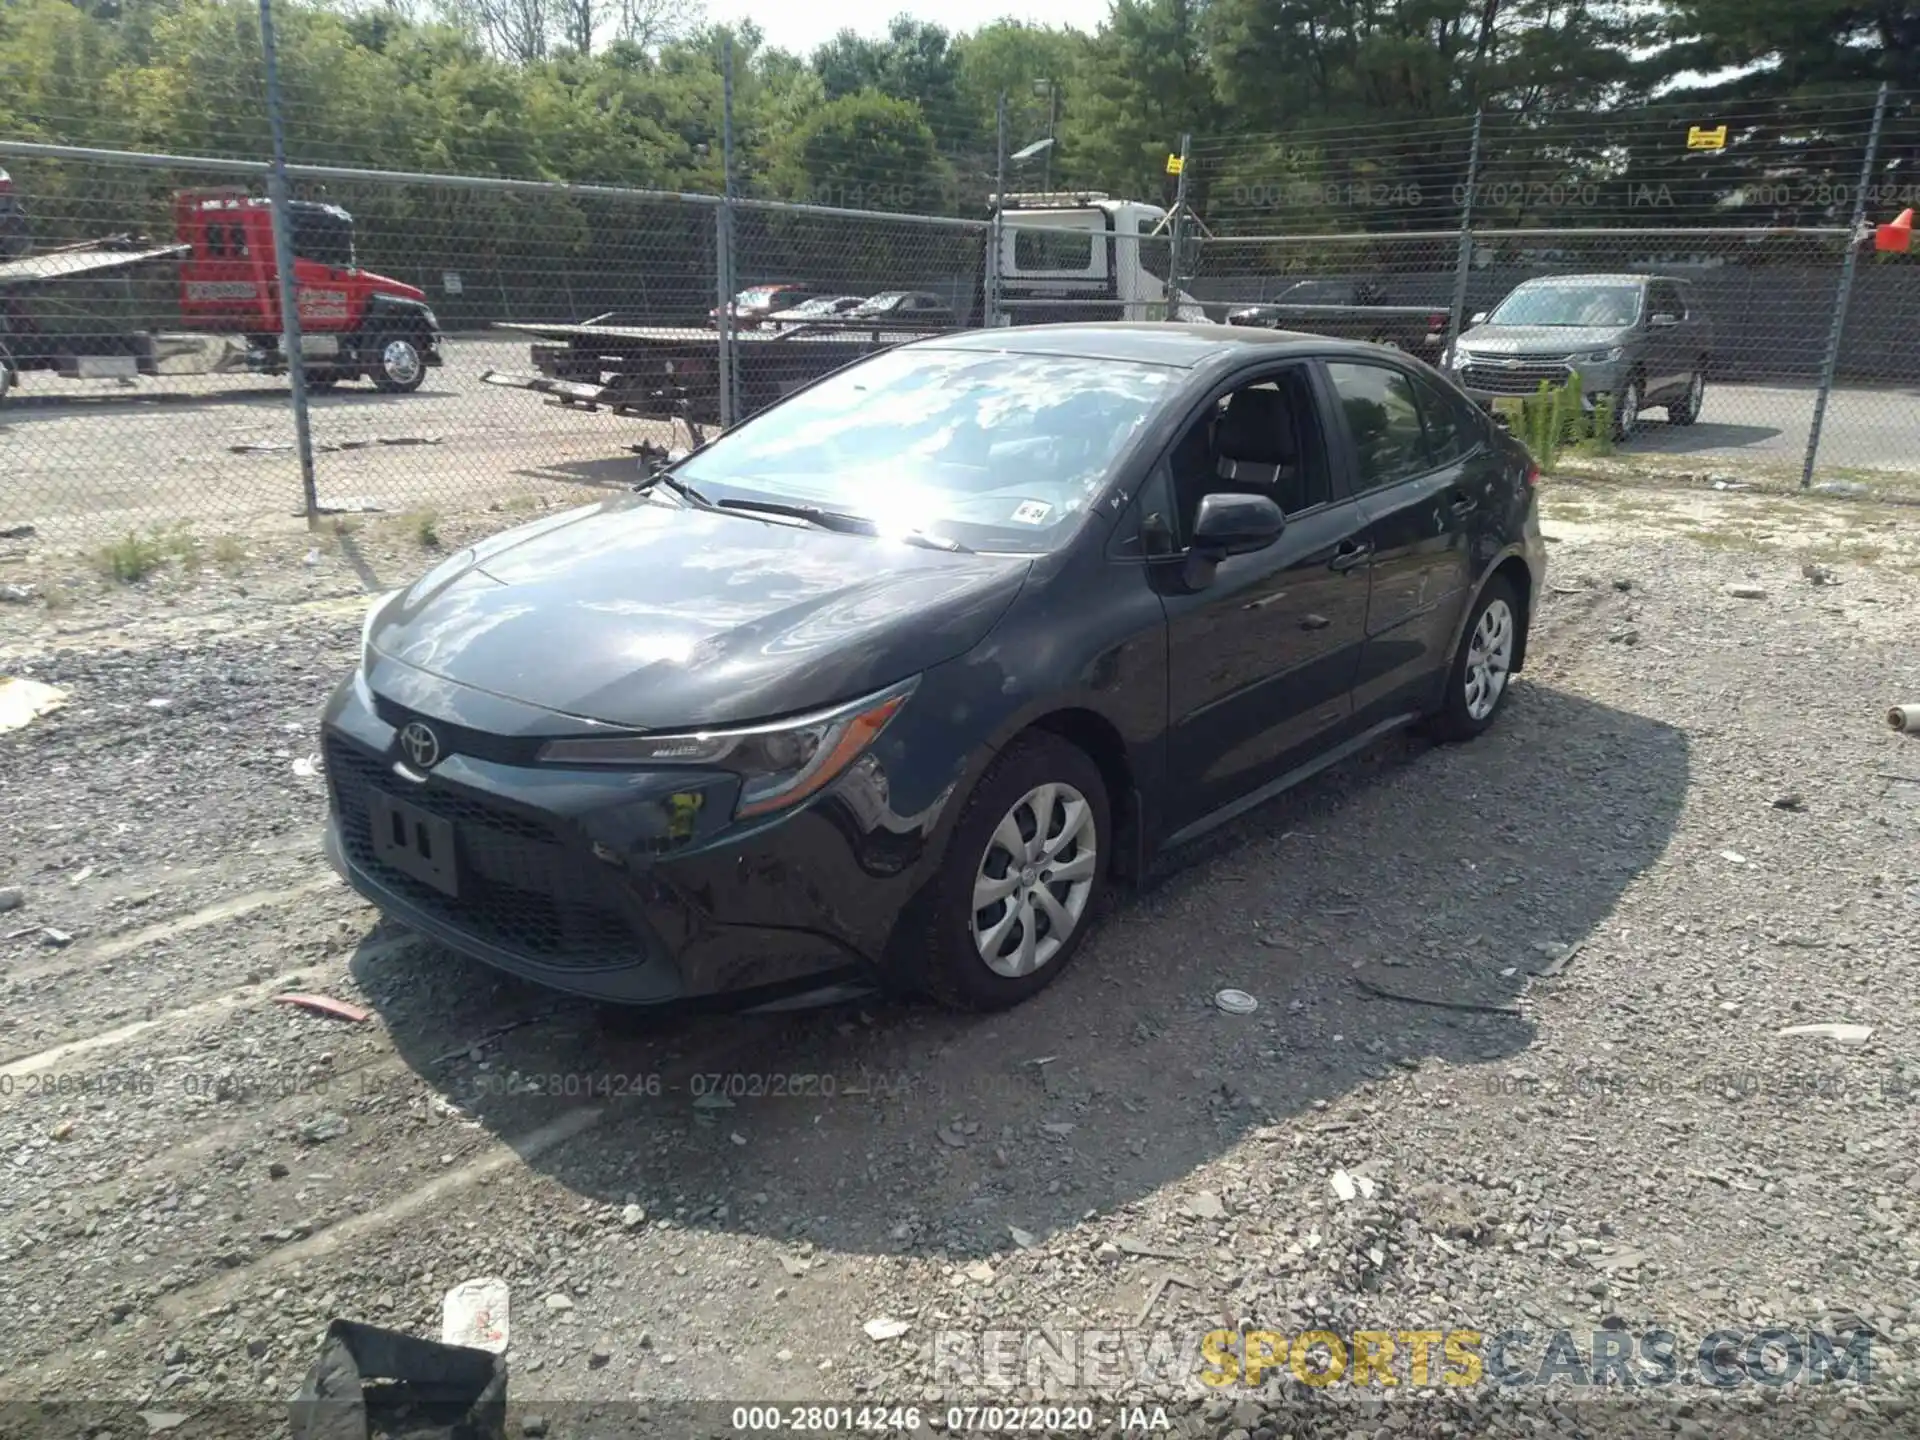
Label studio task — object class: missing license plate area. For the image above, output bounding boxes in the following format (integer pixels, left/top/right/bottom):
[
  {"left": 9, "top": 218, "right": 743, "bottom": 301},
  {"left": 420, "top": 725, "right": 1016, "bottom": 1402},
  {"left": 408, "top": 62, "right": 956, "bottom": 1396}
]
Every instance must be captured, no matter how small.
[{"left": 369, "top": 790, "right": 458, "bottom": 897}]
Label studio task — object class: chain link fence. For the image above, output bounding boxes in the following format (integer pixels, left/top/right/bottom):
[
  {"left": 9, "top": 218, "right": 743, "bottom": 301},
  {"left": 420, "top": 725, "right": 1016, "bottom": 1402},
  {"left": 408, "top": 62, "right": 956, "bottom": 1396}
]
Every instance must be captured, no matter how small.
[{"left": 4, "top": 69, "right": 1919, "bottom": 549}]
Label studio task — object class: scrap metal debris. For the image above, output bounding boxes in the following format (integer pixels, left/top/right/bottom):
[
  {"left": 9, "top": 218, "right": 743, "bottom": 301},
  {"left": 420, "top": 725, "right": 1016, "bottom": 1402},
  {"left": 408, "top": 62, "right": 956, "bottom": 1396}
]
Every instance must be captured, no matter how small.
[{"left": 274, "top": 993, "right": 371, "bottom": 1024}]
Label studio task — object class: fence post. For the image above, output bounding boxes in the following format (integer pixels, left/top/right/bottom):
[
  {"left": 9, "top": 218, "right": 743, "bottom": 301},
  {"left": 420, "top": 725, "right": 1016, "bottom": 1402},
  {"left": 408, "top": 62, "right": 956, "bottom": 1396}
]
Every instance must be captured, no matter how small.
[
  {"left": 716, "top": 36, "right": 737, "bottom": 428},
  {"left": 1802, "top": 82, "right": 1889, "bottom": 489},
  {"left": 1168, "top": 133, "right": 1191, "bottom": 320},
  {"left": 256, "top": 0, "right": 317, "bottom": 523},
  {"left": 988, "top": 92, "right": 1006, "bottom": 328},
  {"left": 1444, "top": 109, "right": 1484, "bottom": 368}
]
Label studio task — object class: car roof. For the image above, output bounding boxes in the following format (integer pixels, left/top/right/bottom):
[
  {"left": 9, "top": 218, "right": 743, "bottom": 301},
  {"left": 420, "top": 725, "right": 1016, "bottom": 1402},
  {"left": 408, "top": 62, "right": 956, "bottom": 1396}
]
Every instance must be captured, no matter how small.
[
  {"left": 925, "top": 321, "right": 1365, "bottom": 368},
  {"left": 1510, "top": 273, "right": 1685, "bottom": 288}
]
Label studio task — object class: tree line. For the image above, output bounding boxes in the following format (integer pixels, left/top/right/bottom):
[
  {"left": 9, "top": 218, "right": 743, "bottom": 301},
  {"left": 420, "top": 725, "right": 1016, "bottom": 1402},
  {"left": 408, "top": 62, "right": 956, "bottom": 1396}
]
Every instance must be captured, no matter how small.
[{"left": 1, "top": 0, "right": 1914, "bottom": 316}]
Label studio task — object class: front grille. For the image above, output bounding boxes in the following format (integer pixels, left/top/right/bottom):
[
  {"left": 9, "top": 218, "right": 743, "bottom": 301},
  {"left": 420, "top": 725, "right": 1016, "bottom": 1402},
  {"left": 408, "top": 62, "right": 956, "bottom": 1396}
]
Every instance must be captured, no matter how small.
[
  {"left": 1461, "top": 358, "right": 1573, "bottom": 395},
  {"left": 325, "top": 736, "right": 652, "bottom": 971}
]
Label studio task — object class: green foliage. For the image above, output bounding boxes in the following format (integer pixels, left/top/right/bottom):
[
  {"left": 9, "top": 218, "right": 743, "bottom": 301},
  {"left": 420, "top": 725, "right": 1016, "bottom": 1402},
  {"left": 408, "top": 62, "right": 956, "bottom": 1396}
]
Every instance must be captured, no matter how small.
[
  {"left": 0, "top": 0, "right": 1908, "bottom": 260},
  {"left": 771, "top": 89, "right": 947, "bottom": 212},
  {"left": 1515, "top": 369, "right": 1622, "bottom": 472},
  {"left": 94, "top": 529, "right": 168, "bottom": 582}
]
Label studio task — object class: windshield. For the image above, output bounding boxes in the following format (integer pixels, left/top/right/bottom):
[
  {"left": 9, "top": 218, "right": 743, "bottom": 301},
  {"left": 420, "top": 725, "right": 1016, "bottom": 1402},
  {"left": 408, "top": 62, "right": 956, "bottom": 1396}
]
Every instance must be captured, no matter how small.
[
  {"left": 289, "top": 204, "right": 355, "bottom": 269},
  {"left": 673, "top": 345, "right": 1179, "bottom": 554},
  {"left": 1489, "top": 283, "right": 1641, "bottom": 327}
]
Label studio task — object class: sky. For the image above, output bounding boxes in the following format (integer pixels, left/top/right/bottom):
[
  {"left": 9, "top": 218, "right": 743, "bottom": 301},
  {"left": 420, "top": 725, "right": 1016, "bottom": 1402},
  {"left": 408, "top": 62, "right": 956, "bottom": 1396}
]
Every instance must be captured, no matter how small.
[{"left": 704, "top": 0, "right": 1112, "bottom": 56}]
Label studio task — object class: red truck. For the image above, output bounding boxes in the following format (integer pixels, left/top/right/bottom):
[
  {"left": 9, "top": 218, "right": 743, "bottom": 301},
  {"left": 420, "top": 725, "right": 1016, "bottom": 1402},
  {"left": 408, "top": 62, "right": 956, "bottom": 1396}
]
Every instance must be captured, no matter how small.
[{"left": 0, "top": 174, "right": 442, "bottom": 402}]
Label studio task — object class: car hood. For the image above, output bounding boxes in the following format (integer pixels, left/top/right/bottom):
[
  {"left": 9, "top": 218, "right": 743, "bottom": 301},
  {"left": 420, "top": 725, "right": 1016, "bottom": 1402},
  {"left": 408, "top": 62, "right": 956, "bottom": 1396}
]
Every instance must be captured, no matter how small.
[
  {"left": 366, "top": 495, "right": 1033, "bottom": 730},
  {"left": 1457, "top": 325, "right": 1631, "bottom": 357}
]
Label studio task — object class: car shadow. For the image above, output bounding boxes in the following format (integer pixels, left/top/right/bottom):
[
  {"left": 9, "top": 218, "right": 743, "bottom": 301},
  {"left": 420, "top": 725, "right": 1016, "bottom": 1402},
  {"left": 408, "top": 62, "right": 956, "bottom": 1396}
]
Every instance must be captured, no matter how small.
[
  {"left": 0, "top": 383, "right": 459, "bottom": 419},
  {"left": 353, "top": 680, "right": 1688, "bottom": 1263},
  {"left": 509, "top": 454, "right": 650, "bottom": 490},
  {"left": 1627, "top": 420, "right": 1783, "bottom": 454}
]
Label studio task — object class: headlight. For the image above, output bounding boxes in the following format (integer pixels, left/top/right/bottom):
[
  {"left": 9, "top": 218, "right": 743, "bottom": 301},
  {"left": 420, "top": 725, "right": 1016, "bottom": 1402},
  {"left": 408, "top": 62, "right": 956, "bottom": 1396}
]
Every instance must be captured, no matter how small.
[
  {"left": 1450, "top": 349, "right": 1475, "bottom": 368},
  {"left": 537, "top": 678, "right": 917, "bottom": 820},
  {"left": 422, "top": 308, "right": 441, "bottom": 332},
  {"left": 360, "top": 589, "right": 397, "bottom": 662},
  {"left": 1576, "top": 347, "right": 1624, "bottom": 364}
]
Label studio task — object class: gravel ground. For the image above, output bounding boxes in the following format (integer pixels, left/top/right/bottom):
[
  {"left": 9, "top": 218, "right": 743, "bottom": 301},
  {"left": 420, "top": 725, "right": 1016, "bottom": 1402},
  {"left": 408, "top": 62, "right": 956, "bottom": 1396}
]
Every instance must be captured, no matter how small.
[{"left": 1, "top": 476, "right": 1917, "bottom": 1439}]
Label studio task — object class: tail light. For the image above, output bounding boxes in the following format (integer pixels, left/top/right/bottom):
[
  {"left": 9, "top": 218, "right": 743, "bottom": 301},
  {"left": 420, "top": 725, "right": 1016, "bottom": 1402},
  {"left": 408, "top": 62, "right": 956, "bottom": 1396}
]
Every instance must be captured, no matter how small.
[
  {"left": 1428, "top": 312, "right": 1446, "bottom": 333},
  {"left": 1524, "top": 462, "right": 1540, "bottom": 488}
]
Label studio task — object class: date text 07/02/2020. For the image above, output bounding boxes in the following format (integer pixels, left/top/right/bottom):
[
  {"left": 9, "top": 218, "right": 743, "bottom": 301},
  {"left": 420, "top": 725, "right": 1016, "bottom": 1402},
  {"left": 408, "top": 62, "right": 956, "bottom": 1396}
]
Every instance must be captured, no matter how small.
[{"left": 726, "top": 1405, "right": 1171, "bottom": 1432}]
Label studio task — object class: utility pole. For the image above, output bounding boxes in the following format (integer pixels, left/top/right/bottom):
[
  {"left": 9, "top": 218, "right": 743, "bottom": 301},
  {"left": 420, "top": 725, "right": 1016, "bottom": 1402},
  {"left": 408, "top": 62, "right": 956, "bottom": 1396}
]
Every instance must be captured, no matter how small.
[{"left": 257, "top": 0, "right": 318, "bottom": 523}]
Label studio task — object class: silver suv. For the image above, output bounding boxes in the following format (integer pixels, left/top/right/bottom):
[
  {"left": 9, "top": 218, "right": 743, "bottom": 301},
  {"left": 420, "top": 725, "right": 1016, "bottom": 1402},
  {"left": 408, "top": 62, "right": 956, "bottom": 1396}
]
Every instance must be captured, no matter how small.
[{"left": 1449, "top": 274, "right": 1712, "bottom": 441}]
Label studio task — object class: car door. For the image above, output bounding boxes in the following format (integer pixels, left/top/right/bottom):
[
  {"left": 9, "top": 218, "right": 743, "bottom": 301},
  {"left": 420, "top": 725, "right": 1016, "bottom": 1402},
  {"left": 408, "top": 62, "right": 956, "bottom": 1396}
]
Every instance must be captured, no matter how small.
[
  {"left": 1151, "top": 363, "right": 1374, "bottom": 831},
  {"left": 1324, "top": 359, "right": 1481, "bottom": 721},
  {"left": 1644, "top": 280, "right": 1687, "bottom": 398}
]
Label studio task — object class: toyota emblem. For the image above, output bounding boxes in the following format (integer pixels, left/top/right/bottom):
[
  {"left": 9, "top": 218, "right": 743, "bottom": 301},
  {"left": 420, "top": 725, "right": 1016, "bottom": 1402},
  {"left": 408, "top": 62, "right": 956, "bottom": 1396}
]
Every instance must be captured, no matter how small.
[{"left": 398, "top": 721, "right": 442, "bottom": 770}]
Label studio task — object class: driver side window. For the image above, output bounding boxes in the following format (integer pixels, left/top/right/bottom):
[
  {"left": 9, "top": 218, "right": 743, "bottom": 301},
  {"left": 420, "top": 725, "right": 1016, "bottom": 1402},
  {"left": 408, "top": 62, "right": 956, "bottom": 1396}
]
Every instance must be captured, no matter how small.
[{"left": 1164, "top": 367, "right": 1332, "bottom": 546}]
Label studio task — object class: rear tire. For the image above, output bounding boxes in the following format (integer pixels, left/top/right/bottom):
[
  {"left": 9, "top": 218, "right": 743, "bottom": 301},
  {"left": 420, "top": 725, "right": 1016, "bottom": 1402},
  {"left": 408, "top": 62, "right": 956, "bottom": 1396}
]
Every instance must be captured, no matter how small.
[
  {"left": 370, "top": 333, "right": 428, "bottom": 394},
  {"left": 1429, "top": 575, "right": 1521, "bottom": 742},
  {"left": 1667, "top": 364, "right": 1705, "bottom": 425},
  {"left": 914, "top": 733, "right": 1111, "bottom": 1012}
]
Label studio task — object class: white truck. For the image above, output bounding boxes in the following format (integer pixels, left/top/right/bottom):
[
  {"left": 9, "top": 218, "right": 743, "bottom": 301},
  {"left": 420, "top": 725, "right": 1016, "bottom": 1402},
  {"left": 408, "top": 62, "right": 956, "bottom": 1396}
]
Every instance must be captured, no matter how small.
[{"left": 990, "top": 190, "right": 1208, "bottom": 325}]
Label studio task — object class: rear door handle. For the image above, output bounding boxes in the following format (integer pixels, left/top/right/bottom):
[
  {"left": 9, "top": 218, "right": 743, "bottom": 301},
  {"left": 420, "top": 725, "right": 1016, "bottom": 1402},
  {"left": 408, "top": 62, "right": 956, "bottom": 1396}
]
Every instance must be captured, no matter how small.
[
  {"left": 1329, "top": 541, "right": 1372, "bottom": 572},
  {"left": 1449, "top": 489, "right": 1479, "bottom": 514}
]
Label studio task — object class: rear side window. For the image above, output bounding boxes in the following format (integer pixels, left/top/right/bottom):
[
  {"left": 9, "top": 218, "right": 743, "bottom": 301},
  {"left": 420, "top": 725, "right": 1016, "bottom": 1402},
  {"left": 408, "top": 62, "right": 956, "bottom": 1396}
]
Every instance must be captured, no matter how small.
[
  {"left": 1411, "top": 374, "right": 1481, "bottom": 463},
  {"left": 1325, "top": 362, "right": 1432, "bottom": 490}
]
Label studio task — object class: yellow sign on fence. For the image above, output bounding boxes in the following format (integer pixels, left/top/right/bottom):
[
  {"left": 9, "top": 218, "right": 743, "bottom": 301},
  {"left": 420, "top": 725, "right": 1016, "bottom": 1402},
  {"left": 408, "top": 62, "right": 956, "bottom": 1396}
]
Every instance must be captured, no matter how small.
[
  {"left": 1166, "top": 154, "right": 1184, "bottom": 175},
  {"left": 1687, "top": 125, "right": 1727, "bottom": 151}
]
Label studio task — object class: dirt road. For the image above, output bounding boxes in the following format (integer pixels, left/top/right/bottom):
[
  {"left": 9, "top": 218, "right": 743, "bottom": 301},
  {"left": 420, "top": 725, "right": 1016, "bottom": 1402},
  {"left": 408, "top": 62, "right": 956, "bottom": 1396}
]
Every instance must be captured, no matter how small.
[{"left": 0, "top": 479, "right": 1916, "bottom": 1438}]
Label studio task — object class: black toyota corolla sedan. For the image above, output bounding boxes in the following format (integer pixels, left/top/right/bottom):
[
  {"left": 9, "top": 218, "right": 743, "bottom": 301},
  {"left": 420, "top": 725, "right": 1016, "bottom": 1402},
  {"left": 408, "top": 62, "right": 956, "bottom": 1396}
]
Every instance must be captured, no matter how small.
[{"left": 322, "top": 323, "right": 1545, "bottom": 1011}]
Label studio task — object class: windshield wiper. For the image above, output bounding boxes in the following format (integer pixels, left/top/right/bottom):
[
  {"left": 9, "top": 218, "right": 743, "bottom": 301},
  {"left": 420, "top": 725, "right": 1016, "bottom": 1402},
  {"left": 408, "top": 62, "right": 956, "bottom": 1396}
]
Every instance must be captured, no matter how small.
[
  {"left": 634, "top": 471, "right": 718, "bottom": 509},
  {"left": 715, "top": 498, "right": 972, "bottom": 552}
]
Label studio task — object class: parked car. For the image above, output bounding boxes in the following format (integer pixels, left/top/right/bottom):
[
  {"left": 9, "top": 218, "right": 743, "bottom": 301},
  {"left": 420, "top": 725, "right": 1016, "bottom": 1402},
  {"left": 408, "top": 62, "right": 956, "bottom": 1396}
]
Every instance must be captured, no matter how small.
[
  {"left": 1449, "top": 273, "right": 1712, "bottom": 441},
  {"left": 848, "top": 290, "right": 954, "bottom": 325},
  {"left": 1225, "top": 280, "right": 1453, "bottom": 353},
  {"left": 709, "top": 283, "right": 828, "bottom": 329},
  {"left": 323, "top": 323, "right": 1544, "bottom": 1013},
  {"left": 768, "top": 294, "right": 864, "bottom": 326}
]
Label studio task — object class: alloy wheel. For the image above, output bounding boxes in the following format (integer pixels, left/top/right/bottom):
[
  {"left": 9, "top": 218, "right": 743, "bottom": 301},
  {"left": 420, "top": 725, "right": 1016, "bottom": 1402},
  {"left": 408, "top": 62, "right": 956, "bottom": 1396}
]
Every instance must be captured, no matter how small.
[
  {"left": 1463, "top": 598, "right": 1516, "bottom": 721},
  {"left": 971, "top": 781, "right": 1098, "bottom": 978}
]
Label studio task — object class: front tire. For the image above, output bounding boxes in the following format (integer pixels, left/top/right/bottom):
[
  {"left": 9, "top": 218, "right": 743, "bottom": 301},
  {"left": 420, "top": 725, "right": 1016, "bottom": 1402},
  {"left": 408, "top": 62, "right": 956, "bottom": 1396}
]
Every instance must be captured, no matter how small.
[
  {"left": 915, "top": 733, "right": 1111, "bottom": 1011},
  {"left": 1668, "top": 365, "right": 1705, "bottom": 425},
  {"left": 1611, "top": 376, "right": 1642, "bottom": 443},
  {"left": 370, "top": 333, "right": 428, "bottom": 393},
  {"left": 1429, "top": 575, "right": 1521, "bottom": 742}
]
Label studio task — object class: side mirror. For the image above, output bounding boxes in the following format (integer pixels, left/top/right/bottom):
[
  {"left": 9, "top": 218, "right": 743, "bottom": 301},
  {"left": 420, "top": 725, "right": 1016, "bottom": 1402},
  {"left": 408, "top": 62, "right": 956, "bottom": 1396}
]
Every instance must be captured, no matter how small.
[
  {"left": 1193, "top": 492, "right": 1285, "bottom": 556},
  {"left": 1469, "top": 311, "right": 1488, "bottom": 326},
  {"left": 1651, "top": 312, "right": 1680, "bottom": 328}
]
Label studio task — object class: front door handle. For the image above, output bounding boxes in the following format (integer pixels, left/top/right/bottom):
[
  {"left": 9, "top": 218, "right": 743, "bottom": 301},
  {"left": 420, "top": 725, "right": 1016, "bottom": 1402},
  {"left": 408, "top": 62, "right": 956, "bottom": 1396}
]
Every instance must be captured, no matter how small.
[{"left": 1329, "top": 540, "right": 1372, "bottom": 572}]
